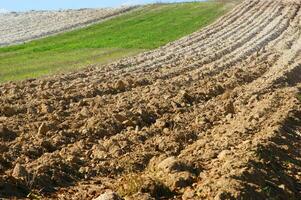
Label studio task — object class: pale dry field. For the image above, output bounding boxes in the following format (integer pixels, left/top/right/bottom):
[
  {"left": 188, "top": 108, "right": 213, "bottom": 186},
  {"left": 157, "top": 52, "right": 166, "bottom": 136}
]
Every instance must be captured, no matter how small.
[{"left": 0, "top": 7, "right": 135, "bottom": 47}]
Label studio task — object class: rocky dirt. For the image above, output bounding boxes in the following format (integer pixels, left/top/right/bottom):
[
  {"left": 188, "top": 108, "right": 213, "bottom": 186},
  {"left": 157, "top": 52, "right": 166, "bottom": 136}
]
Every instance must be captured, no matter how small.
[
  {"left": 0, "top": 7, "right": 136, "bottom": 47},
  {"left": 0, "top": 0, "right": 301, "bottom": 199}
]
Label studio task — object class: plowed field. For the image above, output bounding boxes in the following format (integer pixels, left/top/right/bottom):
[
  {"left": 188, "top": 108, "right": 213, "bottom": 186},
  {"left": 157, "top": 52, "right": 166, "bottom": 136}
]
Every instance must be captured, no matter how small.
[{"left": 0, "top": 0, "right": 301, "bottom": 199}]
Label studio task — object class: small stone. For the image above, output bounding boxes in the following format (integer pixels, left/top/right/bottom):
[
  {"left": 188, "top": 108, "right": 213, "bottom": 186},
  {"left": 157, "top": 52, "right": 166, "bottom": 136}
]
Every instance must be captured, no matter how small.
[
  {"left": 163, "top": 128, "right": 169, "bottom": 134},
  {"left": 93, "top": 191, "right": 122, "bottom": 200},
  {"left": 182, "top": 187, "right": 195, "bottom": 200},
  {"left": 12, "top": 163, "right": 28, "bottom": 180},
  {"left": 278, "top": 184, "right": 286, "bottom": 190},
  {"left": 80, "top": 107, "right": 90, "bottom": 117},
  {"left": 225, "top": 114, "right": 233, "bottom": 121}
]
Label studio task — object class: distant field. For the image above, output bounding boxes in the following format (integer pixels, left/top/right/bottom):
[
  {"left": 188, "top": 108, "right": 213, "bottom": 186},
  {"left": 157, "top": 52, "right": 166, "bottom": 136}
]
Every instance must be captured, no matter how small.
[
  {"left": 0, "top": 2, "right": 233, "bottom": 83},
  {"left": 0, "top": 7, "right": 133, "bottom": 46}
]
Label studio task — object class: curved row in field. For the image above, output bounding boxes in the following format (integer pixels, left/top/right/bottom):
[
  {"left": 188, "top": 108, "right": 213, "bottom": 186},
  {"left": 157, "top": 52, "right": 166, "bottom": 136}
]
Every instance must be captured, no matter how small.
[
  {"left": 0, "top": 7, "right": 135, "bottom": 47},
  {"left": 0, "top": 0, "right": 300, "bottom": 199}
]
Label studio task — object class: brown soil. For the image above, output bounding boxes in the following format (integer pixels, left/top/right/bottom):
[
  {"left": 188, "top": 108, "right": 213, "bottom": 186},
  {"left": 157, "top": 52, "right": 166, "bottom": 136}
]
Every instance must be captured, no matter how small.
[{"left": 0, "top": 0, "right": 301, "bottom": 199}]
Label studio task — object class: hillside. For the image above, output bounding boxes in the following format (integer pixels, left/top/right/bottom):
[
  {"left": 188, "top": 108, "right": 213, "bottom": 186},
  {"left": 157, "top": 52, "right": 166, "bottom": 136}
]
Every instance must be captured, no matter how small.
[
  {"left": 1, "top": 0, "right": 301, "bottom": 199},
  {"left": 0, "top": 2, "right": 232, "bottom": 83},
  {"left": 0, "top": 7, "right": 135, "bottom": 47}
]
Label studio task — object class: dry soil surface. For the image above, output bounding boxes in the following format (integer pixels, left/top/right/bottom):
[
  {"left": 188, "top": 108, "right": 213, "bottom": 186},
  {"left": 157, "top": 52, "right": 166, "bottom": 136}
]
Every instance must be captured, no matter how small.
[
  {"left": 0, "top": 0, "right": 301, "bottom": 199},
  {"left": 0, "top": 7, "right": 135, "bottom": 47}
]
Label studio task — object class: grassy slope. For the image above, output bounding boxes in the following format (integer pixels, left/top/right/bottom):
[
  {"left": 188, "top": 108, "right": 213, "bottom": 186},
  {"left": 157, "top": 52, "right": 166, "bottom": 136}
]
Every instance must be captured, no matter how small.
[{"left": 0, "top": 2, "right": 232, "bottom": 83}]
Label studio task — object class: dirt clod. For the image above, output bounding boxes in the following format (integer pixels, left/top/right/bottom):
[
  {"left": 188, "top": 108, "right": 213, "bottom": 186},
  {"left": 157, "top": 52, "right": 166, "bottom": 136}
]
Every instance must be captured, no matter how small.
[{"left": 12, "top": 163, "right": 28, "bottom": 180}]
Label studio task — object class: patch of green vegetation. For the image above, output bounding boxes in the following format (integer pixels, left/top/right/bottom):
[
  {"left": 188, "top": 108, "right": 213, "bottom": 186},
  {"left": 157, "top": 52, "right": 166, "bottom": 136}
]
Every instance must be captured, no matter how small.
[
  {"left": 0, "top": 48, "right": 141, "bottom": 82},
  {"left": 0, "top": 1, "right": 235, "bottom": 83}
]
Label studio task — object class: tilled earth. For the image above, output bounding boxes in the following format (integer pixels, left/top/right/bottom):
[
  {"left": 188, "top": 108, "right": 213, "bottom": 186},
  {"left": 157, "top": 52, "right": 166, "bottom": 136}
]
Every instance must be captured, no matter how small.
[
  {"left": 0, "top": 7, "right": 135, "bottom": 47},
  {"left": 0, "top": 0, "right": 301, "bottom": 199}
]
